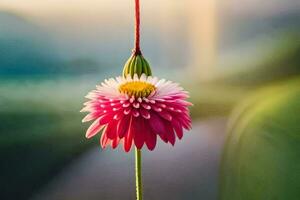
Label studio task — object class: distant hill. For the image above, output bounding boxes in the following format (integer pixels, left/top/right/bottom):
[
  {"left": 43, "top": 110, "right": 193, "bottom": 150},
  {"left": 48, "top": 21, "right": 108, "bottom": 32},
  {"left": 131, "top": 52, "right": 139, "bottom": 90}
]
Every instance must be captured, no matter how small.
[
  {"left": 216, "top": 33, "right": 300, "bottom": 86},
  {"left": 0, "top": 11, "right": 100, "bottom": 76},
  {"left": 214, "top": 10, "right": 300, "bottom": 85},
  {"left": 220, "top": 10, "right": 300, "bottom": 49}
]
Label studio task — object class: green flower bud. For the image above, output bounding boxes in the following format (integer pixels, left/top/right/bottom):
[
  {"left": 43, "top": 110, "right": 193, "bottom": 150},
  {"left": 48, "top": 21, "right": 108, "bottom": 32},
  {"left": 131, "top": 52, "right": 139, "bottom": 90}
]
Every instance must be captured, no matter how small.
[{"left": 122, "top": 54, "right": 152, "bottom": 78}]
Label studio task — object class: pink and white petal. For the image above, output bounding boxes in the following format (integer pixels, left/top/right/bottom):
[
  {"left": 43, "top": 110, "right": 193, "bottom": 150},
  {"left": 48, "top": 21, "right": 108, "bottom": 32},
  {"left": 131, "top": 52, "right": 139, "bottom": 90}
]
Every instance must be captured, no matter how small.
[
  {"left": 86, "top": 118, "right": 104, "bottom": 138},
  {"left": 165, "top": 122, "right": 176, "bottom": 146},
  {"left": 82, "top": 112, "right": 102, "bottom": 122},
  {"left": 158, "top": 110, "right": 172, "bottom": 121},
  {"left": 172, "top": 119, "right": 183, "bottom": 139},
  {"left": 133, "top": 117, "right": 145, "bottom": 149},
  {"left": 99, "top": 114, "right": 114, "bottom": 125},
  {"left": 117, "top": 115, "right": 131, "bottom": 138},
  {"left": 100, "top": 128, "right": 109, "bottom": 148},
  {"left": 149, "top": 112, "right": 165, "bottom": 135},
  {"left": 145, "top": 123, "right": 157, "bottom": 151},
  {"left": 123, "top": 107, "right": 132, "bottom": 115},
  {"left": 140, "top": 74, "right": 147, "bottom": 81},
  {"left": 141, "top": 103, "right": 151, "bottom": 110},
  {"left": 140, "top": 108, "right": 151, "bottom": 119},
  {"left": 173, "top": 112, "right": 192, "bottom": 130},
  {"left": 104, "top": 120, "right": 118, "bottom": 139},
  {"left": 124, "top": 117, "right": 134, "bottom": 152},
  {"left": 80, "top": 103, "right": 100, "bottom": 112},
  {"left": 132, "top": 109, "right": 140, "bottom": 117},
  {"left": 151, "top": 104, "right": 162, "bottom": 112},
  {"left": 111, "top": 136, "right": 120, "bottom": 149}
]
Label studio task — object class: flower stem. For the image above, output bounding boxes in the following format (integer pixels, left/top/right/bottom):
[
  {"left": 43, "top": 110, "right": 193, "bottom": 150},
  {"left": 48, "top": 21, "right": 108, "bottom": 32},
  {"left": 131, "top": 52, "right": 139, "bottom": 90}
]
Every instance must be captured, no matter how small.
[
  {"left": 134, "top": 0, "right": 141, "bottom": 55},
  {"left": 135, "top": 147, "right": 143, "bottom": 200}
]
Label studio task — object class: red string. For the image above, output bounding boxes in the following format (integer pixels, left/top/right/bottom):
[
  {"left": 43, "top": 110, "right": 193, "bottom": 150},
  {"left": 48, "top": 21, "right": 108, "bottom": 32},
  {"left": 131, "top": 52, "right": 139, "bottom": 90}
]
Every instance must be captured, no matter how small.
[{"left": 134, "top": 0, "right": 141, "bottom": 55}]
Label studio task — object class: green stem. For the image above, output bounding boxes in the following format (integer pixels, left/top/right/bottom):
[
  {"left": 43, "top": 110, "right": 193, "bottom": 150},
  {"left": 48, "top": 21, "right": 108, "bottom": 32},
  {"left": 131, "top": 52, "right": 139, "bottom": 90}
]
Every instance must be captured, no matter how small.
[{"left": 135, "top": 147, "right": 143, "bottom": 200}]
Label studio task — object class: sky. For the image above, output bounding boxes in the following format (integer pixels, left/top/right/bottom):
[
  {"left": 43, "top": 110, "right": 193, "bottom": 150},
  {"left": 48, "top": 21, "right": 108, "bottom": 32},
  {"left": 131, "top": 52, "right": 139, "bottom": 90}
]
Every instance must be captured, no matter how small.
[
  {"left": 1, "top": 0, "right": 299, "bottom": 19},
  {"left": 0, "top": 0, "right": 298, "bottom": 32},
  {"left": 0, "top": 0, "right": 298, "bottom": 76}
]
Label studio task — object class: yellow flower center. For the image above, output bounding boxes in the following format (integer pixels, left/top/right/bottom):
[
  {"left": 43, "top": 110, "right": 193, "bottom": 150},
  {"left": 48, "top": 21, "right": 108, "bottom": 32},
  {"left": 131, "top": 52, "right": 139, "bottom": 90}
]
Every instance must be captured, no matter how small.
[{"left": 119, "top": 81, "right": 156, "bottom": 98}]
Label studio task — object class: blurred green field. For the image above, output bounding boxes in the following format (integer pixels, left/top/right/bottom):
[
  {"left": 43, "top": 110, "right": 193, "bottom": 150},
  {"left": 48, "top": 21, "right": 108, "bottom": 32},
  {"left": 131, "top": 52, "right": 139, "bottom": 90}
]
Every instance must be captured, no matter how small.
[
  {"left": 0, "top": 78, "right": 96, "bottom": 199},
  {"left": 220, "top": 77, "right": 300, "bottom": 200}
]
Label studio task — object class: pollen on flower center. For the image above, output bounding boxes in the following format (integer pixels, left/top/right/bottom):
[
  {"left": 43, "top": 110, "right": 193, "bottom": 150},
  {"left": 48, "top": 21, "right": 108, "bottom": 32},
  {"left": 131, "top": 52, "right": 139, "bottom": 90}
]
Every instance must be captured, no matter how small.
[{"left": 119, "top": 81, "right": 156, "bottom": 98}]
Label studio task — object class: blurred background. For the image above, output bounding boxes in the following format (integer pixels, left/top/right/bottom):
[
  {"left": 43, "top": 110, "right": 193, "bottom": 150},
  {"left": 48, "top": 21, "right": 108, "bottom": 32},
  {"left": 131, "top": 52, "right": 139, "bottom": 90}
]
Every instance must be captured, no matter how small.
[{"left": 0, "top": 0, "right": 299, "bottom": 200}]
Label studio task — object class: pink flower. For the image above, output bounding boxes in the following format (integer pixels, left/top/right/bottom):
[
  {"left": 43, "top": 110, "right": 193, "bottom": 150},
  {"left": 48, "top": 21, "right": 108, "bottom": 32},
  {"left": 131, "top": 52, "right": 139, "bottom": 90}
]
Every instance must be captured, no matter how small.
[{"left": 81, "top": 74, "right": 192, "bottom": 152}]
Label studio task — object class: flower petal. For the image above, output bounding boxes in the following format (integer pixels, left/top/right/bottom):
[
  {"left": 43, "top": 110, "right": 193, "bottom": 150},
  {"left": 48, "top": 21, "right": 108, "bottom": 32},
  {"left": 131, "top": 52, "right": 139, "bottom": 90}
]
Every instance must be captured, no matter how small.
[
  {"left": 133, "top": 117, "right": 145, "bottom": 149},
  {"left": 149, "top": 113, "right": 168, "bottom": 143},
  {"left": 172, "top": 119, "right": 183, "bottom": 139},
  {"left": 158, "top": 110, "right": 172, "bottom": 121},
  {"left": 82, "top": 112, "right": 101, "bottom": 122},
  {"left": 105, "top": 120, "right": 118, "bottom": 139},
  {"left": 100, "top": 129, "right": 109, "bottom": 148},
  {"left": 99, "top": 114, "right": 114, "bottom": 125},
  {"left": 165, "top": 122, "right": 176, "bottom": 146},
  {"left": 124, "top": 117, "right": 134, "bottom": 152},
  {"left": 145, "top": 123, "right": 157, "bottom": 151},
  {"left": 85, "top": 118, "right": 104, "bottom": 138},
  {"left": 117, "top": 115, "right": 130, "bottom": 138},
  {"left": 140, "top": 108, "right": 151, "bottom": 119},
  {"left": 112, "top": 136, "right": 120, "bottom": 149}
]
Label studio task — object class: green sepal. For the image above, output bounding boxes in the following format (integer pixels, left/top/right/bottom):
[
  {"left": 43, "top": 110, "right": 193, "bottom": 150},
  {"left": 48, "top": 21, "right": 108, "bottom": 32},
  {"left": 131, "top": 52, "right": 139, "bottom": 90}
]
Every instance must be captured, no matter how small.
[
  {"left": 123, "top": 54, "right": 134, "bottom": 76},
  {"left": 135, "top": 56, "right": 142, "bottom": 76},
  {"left": 122, "top": 53, "right": 152, "bottom": 78},
  {"left": 142, "top": 57, "right": 152, "bottom": 76}
]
